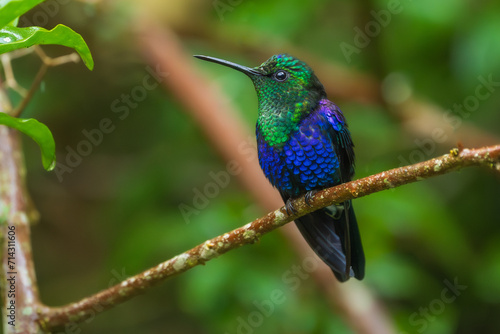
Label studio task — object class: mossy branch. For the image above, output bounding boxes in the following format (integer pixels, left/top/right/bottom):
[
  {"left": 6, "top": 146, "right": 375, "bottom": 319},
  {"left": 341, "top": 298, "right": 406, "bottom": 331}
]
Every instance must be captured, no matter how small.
[{"left": 38, "top": 144, "right": 500, "bottom": 331}]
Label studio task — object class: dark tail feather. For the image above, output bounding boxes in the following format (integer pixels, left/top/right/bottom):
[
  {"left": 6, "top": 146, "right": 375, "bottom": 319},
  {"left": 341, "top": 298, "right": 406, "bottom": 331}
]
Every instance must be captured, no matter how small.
[{"left": 293, "top": 201, "right": 365, "bottom": 282}]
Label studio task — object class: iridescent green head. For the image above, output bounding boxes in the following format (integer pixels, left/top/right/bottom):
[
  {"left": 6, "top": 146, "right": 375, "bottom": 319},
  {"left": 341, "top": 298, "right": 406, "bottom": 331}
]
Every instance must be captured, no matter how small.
[{"left": 194, "top": 54, "right": 326, "bottom": 146}]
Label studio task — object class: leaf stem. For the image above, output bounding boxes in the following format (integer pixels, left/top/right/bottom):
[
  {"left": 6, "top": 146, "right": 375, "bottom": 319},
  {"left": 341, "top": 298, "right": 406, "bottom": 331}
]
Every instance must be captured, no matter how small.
[{"left": 10, "top": 47, "right": 81, "bottom": 117}]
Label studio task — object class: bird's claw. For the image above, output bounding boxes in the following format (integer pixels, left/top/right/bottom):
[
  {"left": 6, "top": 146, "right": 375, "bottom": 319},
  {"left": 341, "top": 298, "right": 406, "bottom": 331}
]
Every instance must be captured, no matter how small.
[
  {"left": 304, "top": 190, "right": 318, "bottom": 207},
  {"left": 285, "top": 199, "right": 297, "bottom": 216},
  {"left": 285, "top": 190, "right": 318, "bottom": 216}
]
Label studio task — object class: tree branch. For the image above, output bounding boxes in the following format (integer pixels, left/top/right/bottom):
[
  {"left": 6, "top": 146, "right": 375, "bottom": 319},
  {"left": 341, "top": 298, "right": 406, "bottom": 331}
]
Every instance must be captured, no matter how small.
[
  {"left": 0, "top": 45, "right": 45, "bottom": 334},
  {"left": 0, "top": 121, "right": 42, "bottom": 333},
  {"left": 38, "top": 144, "right": 500, "bottom": 331},
  {"left": 0, "top": 47, "right": 86, "bottom": 333}
]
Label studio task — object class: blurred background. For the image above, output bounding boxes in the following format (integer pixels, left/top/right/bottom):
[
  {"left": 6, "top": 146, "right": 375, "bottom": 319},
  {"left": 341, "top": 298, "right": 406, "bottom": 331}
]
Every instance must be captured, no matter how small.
[{"left": 5, "top": 0, "right": 500, "bottom": 333}]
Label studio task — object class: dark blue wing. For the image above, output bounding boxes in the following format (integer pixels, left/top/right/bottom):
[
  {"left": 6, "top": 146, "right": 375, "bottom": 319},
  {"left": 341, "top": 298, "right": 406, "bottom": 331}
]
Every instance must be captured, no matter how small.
[
  {"left": 319, "top": 100, "right": 355, "bottom": 182},
  {"left": 294, "top": 99, "right": 364, "bottom": 281}
]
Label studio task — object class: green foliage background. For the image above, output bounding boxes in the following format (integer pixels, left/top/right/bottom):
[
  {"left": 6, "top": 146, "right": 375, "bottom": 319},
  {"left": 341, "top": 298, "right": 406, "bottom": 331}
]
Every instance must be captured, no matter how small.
[{"left": 6, "top": 0, "right": 500, "bottom": 333}]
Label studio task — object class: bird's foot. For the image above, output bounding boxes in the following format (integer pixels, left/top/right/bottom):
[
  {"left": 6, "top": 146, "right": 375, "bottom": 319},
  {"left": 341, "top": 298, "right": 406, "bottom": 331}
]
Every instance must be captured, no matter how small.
[
  {"left": 285, "top": 190, "right": 318, "bottom": 215},
  {"left": 304, "top": 190, "right": 318, "bottom": 207},
  {"left": 285, "top": 199, "right": 298, "bottom": 216}
]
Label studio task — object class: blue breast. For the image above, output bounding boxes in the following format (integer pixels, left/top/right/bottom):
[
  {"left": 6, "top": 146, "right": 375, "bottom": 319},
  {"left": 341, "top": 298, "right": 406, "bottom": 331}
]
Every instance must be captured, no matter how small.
[{"left": 257, "top": 102, "right": 344, "bottom": 198}]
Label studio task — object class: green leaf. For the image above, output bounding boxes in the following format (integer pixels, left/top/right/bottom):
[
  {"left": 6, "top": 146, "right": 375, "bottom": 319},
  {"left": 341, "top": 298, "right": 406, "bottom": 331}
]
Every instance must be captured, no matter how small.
[
  {"left": 0, "top": 113, "right": 56, "bottom": 171},
  {"left": 0, "top": 0, "right": 45, "bottom": 28},
  {"left": 0, "top": 24, "right": 94, "bottom": 70}
]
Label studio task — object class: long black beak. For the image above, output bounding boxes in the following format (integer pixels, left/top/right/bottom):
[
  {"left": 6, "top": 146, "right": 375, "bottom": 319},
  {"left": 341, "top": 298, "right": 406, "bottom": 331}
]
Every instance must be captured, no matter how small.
[{"left": 194, "top": 55, "right": 262, "bottom": 77}]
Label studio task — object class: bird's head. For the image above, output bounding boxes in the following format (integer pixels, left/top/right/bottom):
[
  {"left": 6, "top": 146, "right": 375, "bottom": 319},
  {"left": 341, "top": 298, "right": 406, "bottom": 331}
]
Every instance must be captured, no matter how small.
[{"left": 195, "top": 54, "right": 326, "bottom": 145}]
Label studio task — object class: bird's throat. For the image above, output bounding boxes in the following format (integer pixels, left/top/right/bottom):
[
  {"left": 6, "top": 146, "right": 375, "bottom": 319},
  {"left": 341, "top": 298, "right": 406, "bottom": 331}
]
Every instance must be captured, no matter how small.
[{"left": 257, "top": 92, "right": 322, "bottom": 147}]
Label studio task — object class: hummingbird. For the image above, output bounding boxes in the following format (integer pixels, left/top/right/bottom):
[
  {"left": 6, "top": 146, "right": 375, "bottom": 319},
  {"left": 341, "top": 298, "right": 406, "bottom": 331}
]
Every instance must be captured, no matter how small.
[{"left": 194, "top": 54, "right": 365, "bottom": 281}]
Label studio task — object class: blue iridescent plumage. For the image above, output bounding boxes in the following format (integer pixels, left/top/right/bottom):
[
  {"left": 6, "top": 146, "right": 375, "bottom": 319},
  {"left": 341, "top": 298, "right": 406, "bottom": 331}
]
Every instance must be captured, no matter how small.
[{"left": 257, "top": 99, "right": 344, "bottom": 197}]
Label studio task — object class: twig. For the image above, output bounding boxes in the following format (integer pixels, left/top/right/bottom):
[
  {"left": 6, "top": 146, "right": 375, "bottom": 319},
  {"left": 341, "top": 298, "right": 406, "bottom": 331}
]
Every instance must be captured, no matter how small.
[
  {"left": 11, "top": 63, "right": 48, "bottom": 117},
  {"left": 37, "top": 144, "right": 500, "bottom": 331},
  {"left": 34, "top": 47, "right": 81, "bottom": 67},
  {"left": 1, "top": 54, "right": 28, "bottom": 101},
  {"left": 11, "top": 47, "right": 81, "bottom": 117}
]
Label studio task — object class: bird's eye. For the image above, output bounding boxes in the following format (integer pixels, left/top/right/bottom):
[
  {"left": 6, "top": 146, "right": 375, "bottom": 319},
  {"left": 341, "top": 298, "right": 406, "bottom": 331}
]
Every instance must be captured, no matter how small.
[{"left": 273, "top": 70, "right": 289, "bottom": 82}]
